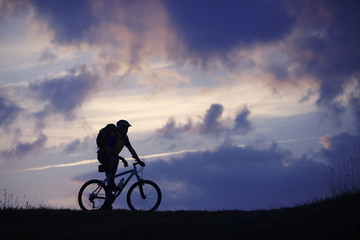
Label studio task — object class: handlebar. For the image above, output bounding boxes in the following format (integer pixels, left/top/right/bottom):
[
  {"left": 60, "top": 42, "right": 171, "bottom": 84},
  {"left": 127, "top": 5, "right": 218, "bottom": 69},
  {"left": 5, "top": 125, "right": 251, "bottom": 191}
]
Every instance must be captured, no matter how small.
[
  {"left": 118, "top": 156, "right": 145, "bottom": 167},
  {"left": 118, "top": 156, "right": 128, "bottom": 167},
  {"left": 133, "top": 160, "right": 145, "bottom": 167}
]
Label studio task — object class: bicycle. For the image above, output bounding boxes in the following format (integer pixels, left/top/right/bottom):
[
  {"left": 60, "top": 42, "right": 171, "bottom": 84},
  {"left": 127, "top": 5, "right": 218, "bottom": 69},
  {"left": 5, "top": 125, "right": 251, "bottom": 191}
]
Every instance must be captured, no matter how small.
[{"left": 78, "top": 159, "right": 161, "bottom": 211}]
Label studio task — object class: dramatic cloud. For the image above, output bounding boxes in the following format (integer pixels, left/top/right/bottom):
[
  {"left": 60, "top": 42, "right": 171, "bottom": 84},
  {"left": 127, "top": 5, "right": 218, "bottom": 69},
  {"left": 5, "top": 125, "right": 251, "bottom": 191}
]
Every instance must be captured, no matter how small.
[
  {"left": 155, "top": 117, "right": 193, "bottom": 139},
  {"left": 318, "top": 132, "right": 360, "bottom": 194},
  {"left": 163, "top": 0, "right": 360, "bottom": 126},
  {"left": 0, "top": 93, "right": 21, "bottom": 128},
  {"left": 297, "top": 1, "right": 360, "bottom": 82},
  {"left": 16, "top": 0, "right": 360, "bottom": 124},
  {"left": 1, "top": 0, "right": 359, "bottom": 210},
  {"left": 64, "top": 135, "right": 92, "bottom": 153},
  {"left": 144, "top": 143, "right": 327, "bottom": 210},
  {"left": 155, "top": 104, "right": 253, "bottom": 138},
  {"left": 28, "top": 0, "right": 169, "bottom": 70},
  {"left": 349, "top": 94, "right": 360, "bottom": 133},
  {"left": 233, "top": 106, "right": 252, "bottom": 135},
  {"left": 1, "top": 133, "right": 47, "bottom": 160},
  {"left": 289, "top": 0, "right": 360, "bottom": 121},
  {"left": 319, "top": 132, "right": 360, "bottom": 162},
  {"left": 30, "top": 64, "right": 99, "bottom": 121},
  {"left": 29, "top": 0, "right": 97, "bottom": 45},
  {"left": 163, "top": 0, "right": 295, "bottom": 64},
  {"left": 199, "top": 104, "right": 225, "bottom": 135}
]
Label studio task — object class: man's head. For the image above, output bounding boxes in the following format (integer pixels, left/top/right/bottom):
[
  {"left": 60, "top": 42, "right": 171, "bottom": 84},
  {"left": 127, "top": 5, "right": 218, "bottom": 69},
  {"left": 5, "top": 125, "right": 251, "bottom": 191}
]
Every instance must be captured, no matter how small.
[{"left": 117, "top": 120, "right": 131, "bottom": 134}]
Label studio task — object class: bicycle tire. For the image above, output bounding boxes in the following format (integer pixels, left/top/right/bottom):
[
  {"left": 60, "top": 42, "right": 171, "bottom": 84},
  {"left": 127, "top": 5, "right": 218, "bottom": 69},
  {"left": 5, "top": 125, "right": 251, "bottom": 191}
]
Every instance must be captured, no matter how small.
[
  {"left": 127, "top": 180, "right": 161, "bottom": 212},
  {"left": 78, "top": 179, "right": 108, "bottom": 211}
]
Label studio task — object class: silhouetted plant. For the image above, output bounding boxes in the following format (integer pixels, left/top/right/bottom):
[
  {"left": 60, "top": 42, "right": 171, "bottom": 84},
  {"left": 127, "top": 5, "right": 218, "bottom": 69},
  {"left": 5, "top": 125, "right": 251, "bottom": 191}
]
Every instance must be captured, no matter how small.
[
  {"left": 326, "top": 154, "right": 360, "bottom": 196},
  {"left": 0, "top": 188, "right": 48, "bottom": 210}
]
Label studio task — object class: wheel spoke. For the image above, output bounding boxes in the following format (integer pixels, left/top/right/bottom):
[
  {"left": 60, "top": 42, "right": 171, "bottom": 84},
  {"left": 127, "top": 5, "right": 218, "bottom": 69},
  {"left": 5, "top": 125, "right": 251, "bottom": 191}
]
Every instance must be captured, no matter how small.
[
  {"left": 78, "top": 180, "right": 107, "bottom": 211},
  {"left": 127, "top": 180, "right": 161, "bottom": 212}
]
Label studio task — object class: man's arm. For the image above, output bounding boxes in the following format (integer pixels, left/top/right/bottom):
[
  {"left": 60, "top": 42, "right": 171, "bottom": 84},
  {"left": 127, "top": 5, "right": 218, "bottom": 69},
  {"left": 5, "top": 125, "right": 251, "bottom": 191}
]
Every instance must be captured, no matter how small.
[
  {"left": 126, "top": 140, "right": 140, "bottom": 161},
  {"left": 124, "top": 135, "right": 144, "bottom": 165}
]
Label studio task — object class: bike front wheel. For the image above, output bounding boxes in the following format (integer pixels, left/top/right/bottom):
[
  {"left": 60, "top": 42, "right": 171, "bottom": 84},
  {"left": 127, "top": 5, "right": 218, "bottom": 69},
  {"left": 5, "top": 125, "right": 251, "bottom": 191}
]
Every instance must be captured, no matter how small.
[
  {"left": 127, "top": 180, "right": 161, "bottom": 212},
  {"left": 78, "top": 179, "right": 108, "bottom": 211}
]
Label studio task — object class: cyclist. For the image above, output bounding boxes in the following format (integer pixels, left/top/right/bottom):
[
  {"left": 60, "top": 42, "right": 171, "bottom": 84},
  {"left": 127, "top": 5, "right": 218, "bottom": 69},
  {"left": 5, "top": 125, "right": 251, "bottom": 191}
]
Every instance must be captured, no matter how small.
[{"left": 102, "top": 119, "right": 144, "bottom": 209}]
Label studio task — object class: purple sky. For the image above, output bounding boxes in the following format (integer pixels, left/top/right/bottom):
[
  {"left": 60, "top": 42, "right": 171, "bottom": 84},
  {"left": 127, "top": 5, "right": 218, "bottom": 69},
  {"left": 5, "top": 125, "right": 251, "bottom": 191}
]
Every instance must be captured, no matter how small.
[{"left": 0, "top": 0, "right": 359, "bottom": 210}]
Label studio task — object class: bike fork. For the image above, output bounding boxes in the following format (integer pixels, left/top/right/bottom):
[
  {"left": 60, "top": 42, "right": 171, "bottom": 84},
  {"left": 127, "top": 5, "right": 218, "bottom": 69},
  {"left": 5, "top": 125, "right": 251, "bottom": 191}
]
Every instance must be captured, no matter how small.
[
  {"left": 136, "top": 173, "right": 146, "bottom": 199},
  {"left": 138, "top": 180, "right": 146, "bottom": 199}
]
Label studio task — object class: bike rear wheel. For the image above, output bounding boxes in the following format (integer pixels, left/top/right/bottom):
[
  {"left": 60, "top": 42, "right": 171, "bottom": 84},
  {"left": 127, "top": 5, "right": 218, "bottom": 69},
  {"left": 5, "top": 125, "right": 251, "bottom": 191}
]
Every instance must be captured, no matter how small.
[
  {"left": 78, "top": 179, "right": 108, "bottom": 211},
  {"left": 127, "top": 180, "right": 161, "bottom": 212}
]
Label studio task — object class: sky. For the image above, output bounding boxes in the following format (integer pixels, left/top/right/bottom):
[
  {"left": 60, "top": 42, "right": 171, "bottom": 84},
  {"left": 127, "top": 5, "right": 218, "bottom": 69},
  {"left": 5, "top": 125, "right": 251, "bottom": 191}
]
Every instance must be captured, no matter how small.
[{"left": 0, "top": 0, "right": 360, "bottom": 210}]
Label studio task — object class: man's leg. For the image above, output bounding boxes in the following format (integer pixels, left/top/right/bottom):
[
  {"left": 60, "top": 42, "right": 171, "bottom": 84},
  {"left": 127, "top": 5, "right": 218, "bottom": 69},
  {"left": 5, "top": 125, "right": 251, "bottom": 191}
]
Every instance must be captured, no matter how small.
[
  {"left": 106, "top": 156, "right": 119, "bottom": 190},
  {"left": 109, "top": 156, "right": 119, "bottom": 179},
  {"left": 102, "top": 157, "right": 119, "bottom": 210}
]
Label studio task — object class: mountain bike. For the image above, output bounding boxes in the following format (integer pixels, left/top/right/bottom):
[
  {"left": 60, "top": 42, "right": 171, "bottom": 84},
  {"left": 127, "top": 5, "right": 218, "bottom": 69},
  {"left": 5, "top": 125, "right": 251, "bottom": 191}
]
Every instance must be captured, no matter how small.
[{"left": 78, "top": 160, "right": 161, "bottom": 211}]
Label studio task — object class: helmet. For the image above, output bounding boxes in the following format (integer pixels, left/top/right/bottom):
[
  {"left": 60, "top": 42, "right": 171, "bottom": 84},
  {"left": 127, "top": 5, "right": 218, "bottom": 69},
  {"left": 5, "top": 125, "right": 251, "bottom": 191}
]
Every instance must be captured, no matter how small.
[{"left": 117, "top": 120, "right": 131, "bottom": 127}]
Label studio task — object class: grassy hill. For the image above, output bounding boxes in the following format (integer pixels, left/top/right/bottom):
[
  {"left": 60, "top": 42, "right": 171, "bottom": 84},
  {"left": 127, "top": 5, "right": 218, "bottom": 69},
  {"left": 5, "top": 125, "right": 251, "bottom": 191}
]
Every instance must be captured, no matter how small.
[{"left": 1, "top": 192, "right": 359, "bottom": 239}]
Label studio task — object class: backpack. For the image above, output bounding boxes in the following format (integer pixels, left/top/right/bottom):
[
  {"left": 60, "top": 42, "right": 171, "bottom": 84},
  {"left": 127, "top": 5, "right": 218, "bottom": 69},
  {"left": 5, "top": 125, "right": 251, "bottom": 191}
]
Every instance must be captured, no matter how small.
[{"left": 96, "top": 123, "right": 117, "bottom": 149}]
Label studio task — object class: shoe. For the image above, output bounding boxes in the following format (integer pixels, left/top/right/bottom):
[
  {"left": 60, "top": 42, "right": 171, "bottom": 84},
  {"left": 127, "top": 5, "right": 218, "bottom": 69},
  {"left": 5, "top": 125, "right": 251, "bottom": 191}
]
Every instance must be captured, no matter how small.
[
  {"left": 100, "top": 204, "right": 113, "bottom": 211},
  {"left": 101, "top": 193, "right": 114, "bottom": 210}
]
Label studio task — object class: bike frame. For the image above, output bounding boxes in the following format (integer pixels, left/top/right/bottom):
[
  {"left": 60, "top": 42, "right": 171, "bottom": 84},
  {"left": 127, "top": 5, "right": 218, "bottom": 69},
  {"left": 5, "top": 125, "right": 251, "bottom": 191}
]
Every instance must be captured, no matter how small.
[{"left": 102, "top": 163, "right": 143, "bottom": 197}]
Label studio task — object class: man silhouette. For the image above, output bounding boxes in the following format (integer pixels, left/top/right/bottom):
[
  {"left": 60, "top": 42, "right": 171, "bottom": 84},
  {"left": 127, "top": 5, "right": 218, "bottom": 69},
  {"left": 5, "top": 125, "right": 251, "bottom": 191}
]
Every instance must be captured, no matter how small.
[{"left": 101, "top": 119, "right": 144, "bottom": 209}]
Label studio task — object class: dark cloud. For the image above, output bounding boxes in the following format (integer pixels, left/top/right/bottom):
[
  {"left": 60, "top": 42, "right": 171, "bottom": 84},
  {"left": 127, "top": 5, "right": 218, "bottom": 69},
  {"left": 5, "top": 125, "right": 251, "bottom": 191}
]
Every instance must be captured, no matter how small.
[
  {"left": 349, "top": 91, "right": 360, "bottom": 133},
  {"left": 25, "top": 0, "right": 360, "bottom": 127},
  {"left": 156, "top": 104, "right": 253, "bottom": 138},
  {"left": 163, "top": 0, "right": 295, "bottom": 64},
  {"left": 27, "top": 0, "right": 163, "bottom": 72},
  {"left": 316, "top": 82, "right": 346, "bottom": 126},
  {"left": 233, "top": 106, "right": 252, "bottom": 135},
  {"left": 199, "top": 104, "right": 225, "bottom": 135},
  {"left": 64, "top": 135, "right": 92, "bottom": 153},
  {"left": 318, "top": 132, "right": 360, "bottom": 164},
  {"left": 317, "top": 132, "right": 360, "bottom": 195},
  {"left": 265, "top": 61, "right": 290, "bottom": 81},
  {"left": 28, "top": 0, "right": 152, "bottom": 46},
  {"left": 163, "top": 0, "right": 360, "bottom": 128},
  {"left": 0, "top": 92, "right": 21, "bottom": 128},
  {"left": 155, "top": 117, "right": 193, "bottom": 139},
  {"left": 29, "top": 0, "right": 97, "bottom": 45},
  {"left": 30, "top": 64, "right": 99, "bottom": 121},
  {"left": 1, "top": 133, "right": 47, "bottom": 159},
  {"left": 296, "top": 0, "right": 360, "bottom": 77},
  {"left": 65, "top": 139, "right": 81, "bottom": 153},
  {"left": 290, "top": 0, "right": 360, "bottom": 122},
  {"left": 152, "top": 144, "right": 327, "bottom": 210}
]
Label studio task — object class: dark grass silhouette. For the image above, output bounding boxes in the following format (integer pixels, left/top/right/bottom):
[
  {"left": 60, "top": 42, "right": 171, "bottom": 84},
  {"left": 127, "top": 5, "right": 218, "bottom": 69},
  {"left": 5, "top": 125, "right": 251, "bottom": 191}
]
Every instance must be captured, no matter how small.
[{"left": 1, "top": 192, "right": 359, "bottom": 239}]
